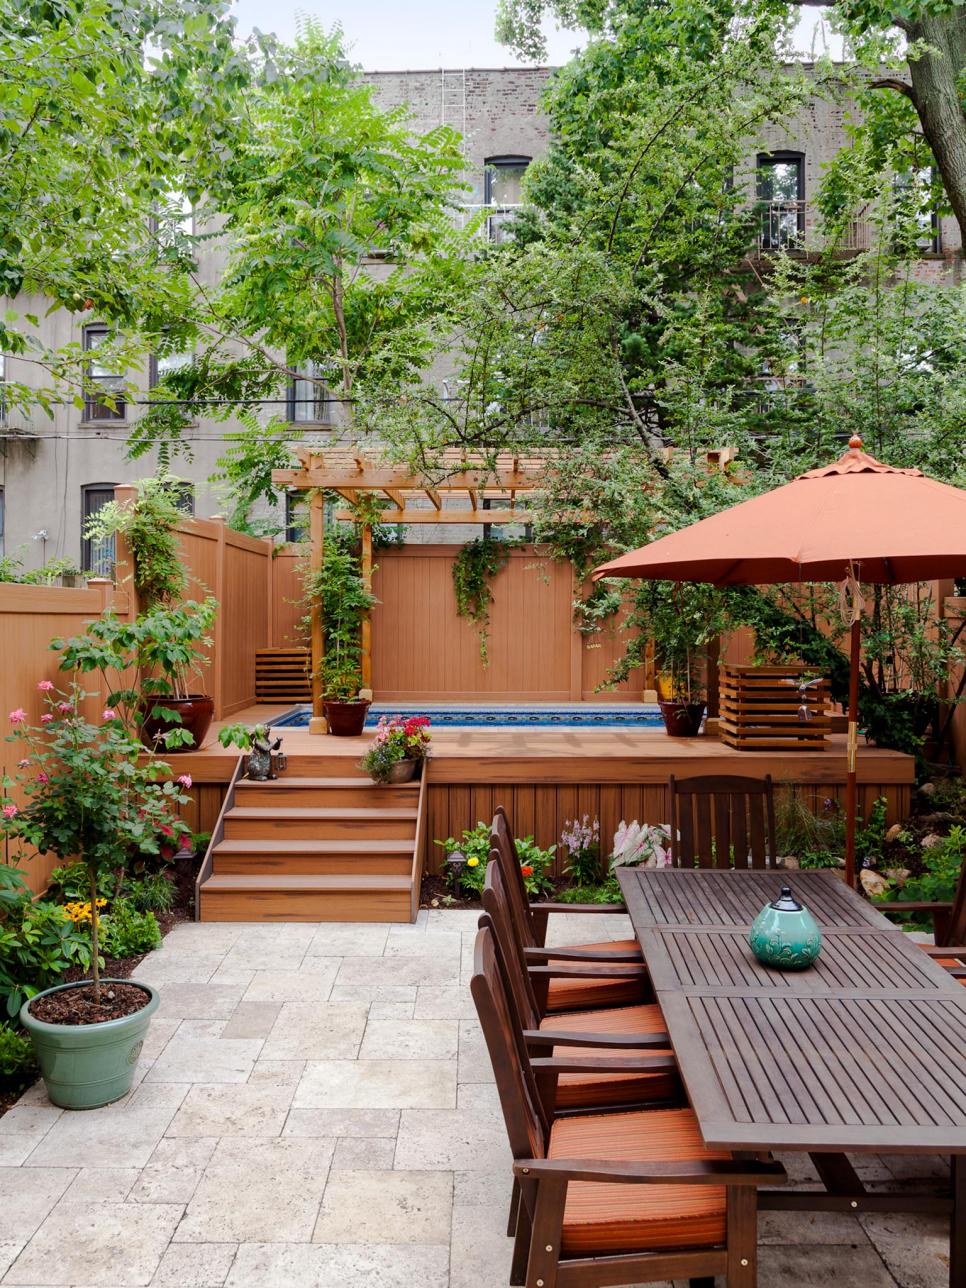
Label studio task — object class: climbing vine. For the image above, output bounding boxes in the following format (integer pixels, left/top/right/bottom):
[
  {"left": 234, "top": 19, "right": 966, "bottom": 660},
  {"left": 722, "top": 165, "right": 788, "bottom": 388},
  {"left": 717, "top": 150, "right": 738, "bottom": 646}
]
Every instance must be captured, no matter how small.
[{"left": 452, "top": 538, "right": 514, "bottom": 666}]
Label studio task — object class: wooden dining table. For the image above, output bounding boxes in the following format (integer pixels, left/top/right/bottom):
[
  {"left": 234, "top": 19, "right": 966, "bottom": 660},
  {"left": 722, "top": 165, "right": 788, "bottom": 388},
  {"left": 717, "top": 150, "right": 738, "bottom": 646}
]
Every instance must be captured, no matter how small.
[{"left": 616, "top": 866, "right": 966, "bottom": 1288}]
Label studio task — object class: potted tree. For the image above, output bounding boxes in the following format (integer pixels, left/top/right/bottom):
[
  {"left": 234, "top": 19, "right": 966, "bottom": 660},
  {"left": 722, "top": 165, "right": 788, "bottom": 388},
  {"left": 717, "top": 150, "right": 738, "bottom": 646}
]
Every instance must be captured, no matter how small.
[
  {"left": 72, "top": 475, "right": 217, "bottom": 751},
  {"left": 302, "top": 535, "right": 376, "bottom": 738},
  {"left": 0, "top": 683, "right": 190, "bottom": 1109},
  {"left": 53, "top": 598, "right": 217, "bottom": 752},
  {"left": 629, "top": 581, "right": 717, "bottom": 737}
]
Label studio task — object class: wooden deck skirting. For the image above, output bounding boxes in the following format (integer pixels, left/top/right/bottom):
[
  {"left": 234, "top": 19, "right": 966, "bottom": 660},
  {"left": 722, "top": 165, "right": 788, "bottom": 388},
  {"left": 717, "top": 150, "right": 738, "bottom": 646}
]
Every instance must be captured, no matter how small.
[{"left": 171, "top": 709, "right": 914, "bottom": 880}]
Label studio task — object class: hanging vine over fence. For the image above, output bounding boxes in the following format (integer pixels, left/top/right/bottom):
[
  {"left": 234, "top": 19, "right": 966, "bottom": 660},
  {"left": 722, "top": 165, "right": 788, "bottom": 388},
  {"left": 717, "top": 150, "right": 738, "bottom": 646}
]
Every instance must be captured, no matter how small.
[{"left": 452, "top": 537, "right": 515, "bottom": 666}]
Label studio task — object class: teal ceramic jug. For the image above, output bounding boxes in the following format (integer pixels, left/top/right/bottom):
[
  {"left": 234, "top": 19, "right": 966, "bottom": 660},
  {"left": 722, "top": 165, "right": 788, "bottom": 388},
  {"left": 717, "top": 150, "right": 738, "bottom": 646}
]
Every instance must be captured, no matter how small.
[{"left": 748, "top": 885, "right": 822, "bottom": 970}]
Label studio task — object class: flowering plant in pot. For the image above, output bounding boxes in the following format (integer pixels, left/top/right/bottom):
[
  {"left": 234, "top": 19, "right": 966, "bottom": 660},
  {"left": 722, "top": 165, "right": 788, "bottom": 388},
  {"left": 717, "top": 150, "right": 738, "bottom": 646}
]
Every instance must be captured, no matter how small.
[
  {"left": 360, "top": 716, "right": 431, "bottom": 784},
  {"left": 0, "top": 682, "right": 191, "bottom": 1108}
]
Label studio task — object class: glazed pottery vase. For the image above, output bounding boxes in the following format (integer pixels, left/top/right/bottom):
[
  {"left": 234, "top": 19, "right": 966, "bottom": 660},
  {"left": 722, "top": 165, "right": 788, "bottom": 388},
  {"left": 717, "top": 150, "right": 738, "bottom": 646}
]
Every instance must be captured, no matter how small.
[
  {"left": 139, "top": 695, "right": 214, "bottom": 752},
  {"left": 748, "top": 885, "right": 821, "bottom": 970},
  {"left": 21, "top": 980, "right": 159, "bottom": 1110},
  {"left": 324, "top": 698, "right": 371, "bottom": 737}
]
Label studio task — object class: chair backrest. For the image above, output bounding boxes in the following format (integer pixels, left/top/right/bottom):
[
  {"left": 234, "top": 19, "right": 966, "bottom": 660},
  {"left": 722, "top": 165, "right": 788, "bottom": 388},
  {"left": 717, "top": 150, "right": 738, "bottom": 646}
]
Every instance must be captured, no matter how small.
[
  {"left": 943, "top": 856, "right": 966, "bottom": 946},
  {"left": 470, "top": 923, "right": 549, "bottom": 1163},
  {"left": 668, "top": 773, "right": 777, "bottom": 869},
  {"left": 491, "top": 808, "right": 537, "bottom": 948},
  {"left": 482, "top": 857, "right": 541, "bottom": 1030}
]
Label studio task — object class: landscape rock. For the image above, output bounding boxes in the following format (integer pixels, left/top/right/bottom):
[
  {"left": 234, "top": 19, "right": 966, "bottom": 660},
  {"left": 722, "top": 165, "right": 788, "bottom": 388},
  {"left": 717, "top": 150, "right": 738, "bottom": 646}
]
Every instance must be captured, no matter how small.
[
  {"left": 918, "top": 781, "right": 937, "bottom": 798},
  {"left": 884, "top": 823, "right": 904, "bottom": 844},
  {"left": 921, "top": 832, "right": 943, "bottom": 849},
  {"left": 860, "top": 869, "right": 890, "bottom": 897},
  {"left": 779, "top": 856, "right": 800, "bottom": 870},
  {"left": 882, "top": 867, "right": 911, "bottom": 887}
]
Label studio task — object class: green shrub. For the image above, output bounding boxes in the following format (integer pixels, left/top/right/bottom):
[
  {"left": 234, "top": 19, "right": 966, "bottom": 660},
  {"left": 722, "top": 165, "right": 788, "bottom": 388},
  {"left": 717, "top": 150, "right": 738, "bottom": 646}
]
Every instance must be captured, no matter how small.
[
  {"left": 775, "top": 791, "right": 845, "bottom": 859},
  {"left": 436, "top": 822, "right": 555, "bottom": 897},
  {"left": 556, "top": 878, "right": 623, "bottom": 904},
  {"left": 44, "top": 862, "right": 116, "bottom": 906},
  {"left": 99, "top": 902, "right": 162, "bottom": 958},
  {"left": 876, "top": 826, "right": 965, "bottom": 928},
  {"left": 0, "top": 1026, "right": 37, "bottom": 1095},
  {"left": 125, "top": 873, "right": 176, "bottom": 914},
  {"left": 0, "top": 895, "right": 93, "bottom": 1018}
]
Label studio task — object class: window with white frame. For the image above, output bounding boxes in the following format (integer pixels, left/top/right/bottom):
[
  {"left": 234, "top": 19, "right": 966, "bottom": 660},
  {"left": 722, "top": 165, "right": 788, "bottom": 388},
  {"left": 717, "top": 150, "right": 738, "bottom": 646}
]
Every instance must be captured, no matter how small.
[
  {"left": 756, "top": 152, "right": 805, "bottom": 250},
  {"left": 81, "top": 484, "right": 117, "bottom": 574},
  {"left": 484, "top": 156, "right": 530, "bottom": 242},
  {"left": 83, "top": 325, "right": 125, "bottom": 421},
  {"left": 288, "top": 360, "right": 333, "bottom": 424}
]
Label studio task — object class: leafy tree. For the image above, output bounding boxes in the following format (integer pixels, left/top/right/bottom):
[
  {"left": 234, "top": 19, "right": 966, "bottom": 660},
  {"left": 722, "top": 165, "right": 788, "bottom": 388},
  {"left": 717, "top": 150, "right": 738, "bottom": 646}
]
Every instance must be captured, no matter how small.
[{"left": 0, "top": 0, "right": 263, "bottom": 420}]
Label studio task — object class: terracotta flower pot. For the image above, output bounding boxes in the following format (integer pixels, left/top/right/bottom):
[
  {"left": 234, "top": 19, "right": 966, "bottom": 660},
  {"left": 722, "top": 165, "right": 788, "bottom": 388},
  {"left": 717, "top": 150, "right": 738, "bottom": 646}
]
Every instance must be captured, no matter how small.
[
  {"left": 386, "top": 758, "right": 417, "bottom": 784},
  {"left": 658, "top": 699, "right": 706, "bottom": 737},
  {"left": 140, "top": 695, "right": 214, "bottom": 752},
  {"left": 324, "top": 698, "right": 371, "bottom": 737}
]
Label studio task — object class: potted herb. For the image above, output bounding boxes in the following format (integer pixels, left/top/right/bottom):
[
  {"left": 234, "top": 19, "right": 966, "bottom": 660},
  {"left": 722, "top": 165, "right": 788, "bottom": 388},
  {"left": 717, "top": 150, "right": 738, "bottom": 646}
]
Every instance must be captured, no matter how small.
[
  {"left": 360, "top": 715, "right": 431, "bottom": 784},
  {"left": 0, "top": 683, "right": 191, "bottom": 1109},
  {"left": 53, "top": 598, "right": 217, "bottom": 752}
]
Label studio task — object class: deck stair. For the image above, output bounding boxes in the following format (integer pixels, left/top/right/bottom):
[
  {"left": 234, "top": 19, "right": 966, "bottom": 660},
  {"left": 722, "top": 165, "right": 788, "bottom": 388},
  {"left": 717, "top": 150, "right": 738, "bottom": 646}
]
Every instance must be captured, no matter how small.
[{"left": 197, "top": 760, "right": 426, "bottom": 923}]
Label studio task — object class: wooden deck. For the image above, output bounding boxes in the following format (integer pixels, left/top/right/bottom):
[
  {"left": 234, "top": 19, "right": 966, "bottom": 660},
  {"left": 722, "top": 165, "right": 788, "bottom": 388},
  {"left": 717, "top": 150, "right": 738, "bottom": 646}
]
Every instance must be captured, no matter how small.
[{"left": 174, "top": 706, "right": 914, "bottom": 879}]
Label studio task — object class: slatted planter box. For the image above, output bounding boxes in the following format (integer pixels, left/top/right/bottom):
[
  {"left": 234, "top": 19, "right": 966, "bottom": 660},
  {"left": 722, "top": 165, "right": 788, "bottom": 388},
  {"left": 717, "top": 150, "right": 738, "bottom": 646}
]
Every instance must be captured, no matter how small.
[
  {"left": 719, "top": 663, "right": 831, "bottom": 751},
  {"left": 254, "top": 648, "right": 311, "bottom": 702}
]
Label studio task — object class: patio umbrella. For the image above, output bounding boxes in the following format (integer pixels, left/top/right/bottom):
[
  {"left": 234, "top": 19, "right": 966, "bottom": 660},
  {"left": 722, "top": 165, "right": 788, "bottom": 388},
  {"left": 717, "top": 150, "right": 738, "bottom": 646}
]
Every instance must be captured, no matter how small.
[{"left": 593, "top": 434, "right": 966, "bottom": 884}]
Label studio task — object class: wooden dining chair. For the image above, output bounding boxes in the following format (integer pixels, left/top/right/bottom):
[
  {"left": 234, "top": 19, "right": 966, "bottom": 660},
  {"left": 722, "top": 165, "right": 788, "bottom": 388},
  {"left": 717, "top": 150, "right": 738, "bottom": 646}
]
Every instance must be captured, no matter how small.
[
  {"left": 482, "top": 857, "right": 679, "bottom": 1113},
  {"left": 491, "top": 807, "right": 642, "bottom": 960},
  {"left": 471, "top": 923, "right": 785, "bottom": 1288},
  {"left": 667, "top": 774, "right": 778, "bottom": 869},
  {"left": 881, "top": 853, "right": 966, "bottom": 982}
]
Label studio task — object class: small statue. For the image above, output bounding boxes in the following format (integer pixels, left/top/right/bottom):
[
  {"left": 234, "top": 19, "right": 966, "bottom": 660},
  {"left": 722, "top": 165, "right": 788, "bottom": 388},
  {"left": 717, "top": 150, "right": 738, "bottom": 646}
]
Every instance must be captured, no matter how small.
[{"left": 246, "top": 725, "right": 274, "bottom": 781}]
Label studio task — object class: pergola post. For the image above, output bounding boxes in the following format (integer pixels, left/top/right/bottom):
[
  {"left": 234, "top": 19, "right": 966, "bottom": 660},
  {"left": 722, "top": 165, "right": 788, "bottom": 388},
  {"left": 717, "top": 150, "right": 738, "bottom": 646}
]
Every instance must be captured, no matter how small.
[
  {"left": 308, "top": 479, "right": 327, "bottom": 735},
  {"left": 360, "top": 522, "right": 374, "bottom": 700}
]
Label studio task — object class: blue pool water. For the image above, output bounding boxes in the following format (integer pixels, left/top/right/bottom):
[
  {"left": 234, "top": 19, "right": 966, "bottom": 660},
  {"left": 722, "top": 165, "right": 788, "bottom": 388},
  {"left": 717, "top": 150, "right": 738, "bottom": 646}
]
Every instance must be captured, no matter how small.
[{"left": 272, "top": 704, "right": 663, "bottom": 730}]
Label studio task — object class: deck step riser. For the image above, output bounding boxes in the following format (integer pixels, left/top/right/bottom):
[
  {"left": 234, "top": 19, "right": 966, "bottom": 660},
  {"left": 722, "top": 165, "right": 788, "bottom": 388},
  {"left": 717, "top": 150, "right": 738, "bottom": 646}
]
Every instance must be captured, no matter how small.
[
  {"left": 223, "top": 818, "right": 416, "bottom": 841},
  {"left": 277, "top": 757, "right": 372, "bottom": 777},
  {"left": 236, "top": 785, "right": 418, "bottom": 808},
  {"left": 212, "top": 854, "right": 412, "bottom": 876},
  {"left": 200, "top": 890, "right": 412, "bottom": 922}
]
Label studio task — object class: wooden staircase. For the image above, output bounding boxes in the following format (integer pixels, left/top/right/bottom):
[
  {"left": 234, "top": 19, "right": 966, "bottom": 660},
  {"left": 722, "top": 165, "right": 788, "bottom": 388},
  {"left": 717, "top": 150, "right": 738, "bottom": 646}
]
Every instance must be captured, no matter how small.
[{"left": 197, "top": 759, "right": 426, "bottom": 923}]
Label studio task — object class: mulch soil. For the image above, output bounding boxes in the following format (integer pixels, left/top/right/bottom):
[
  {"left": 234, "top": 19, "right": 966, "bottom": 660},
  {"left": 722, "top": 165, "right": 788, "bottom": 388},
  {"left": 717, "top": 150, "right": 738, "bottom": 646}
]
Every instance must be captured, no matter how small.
[
  {"left": 420, "top": 873, "right": 572, "bottom": 910},
  {"left": 28, "top": 981, "right": 152, "bottom": 1026}
]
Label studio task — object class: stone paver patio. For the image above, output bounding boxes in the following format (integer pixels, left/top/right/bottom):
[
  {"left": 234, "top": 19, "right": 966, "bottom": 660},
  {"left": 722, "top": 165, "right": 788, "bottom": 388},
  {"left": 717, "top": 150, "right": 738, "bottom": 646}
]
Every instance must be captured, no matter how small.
[{"left": 0, "top": 910, "right": 950, "bottom": 1287}]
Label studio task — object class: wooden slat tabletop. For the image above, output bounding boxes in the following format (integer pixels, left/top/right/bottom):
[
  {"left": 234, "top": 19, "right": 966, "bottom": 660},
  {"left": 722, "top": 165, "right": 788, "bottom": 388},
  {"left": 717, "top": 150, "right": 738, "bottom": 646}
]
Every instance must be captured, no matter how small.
[{"left": 618, "top": 867, "right": 966, "bottom": 1154}]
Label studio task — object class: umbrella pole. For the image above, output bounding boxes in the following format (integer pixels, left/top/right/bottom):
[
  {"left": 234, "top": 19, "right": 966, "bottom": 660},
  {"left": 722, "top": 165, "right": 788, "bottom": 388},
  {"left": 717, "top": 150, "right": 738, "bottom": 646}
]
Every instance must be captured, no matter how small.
[{"left": 844, "top": 615, "right": 861, "bottom": 887}]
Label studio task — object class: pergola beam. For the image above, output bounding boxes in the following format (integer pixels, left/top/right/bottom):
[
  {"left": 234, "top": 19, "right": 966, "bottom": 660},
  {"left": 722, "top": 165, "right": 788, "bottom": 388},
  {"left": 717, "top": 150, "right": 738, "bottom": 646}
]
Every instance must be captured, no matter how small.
[
  {"left": 334, "top": 508, "right": 533, "bottom": 524},
  {"left": 272, "top": 467, "right": 540, "bottom": 491}
]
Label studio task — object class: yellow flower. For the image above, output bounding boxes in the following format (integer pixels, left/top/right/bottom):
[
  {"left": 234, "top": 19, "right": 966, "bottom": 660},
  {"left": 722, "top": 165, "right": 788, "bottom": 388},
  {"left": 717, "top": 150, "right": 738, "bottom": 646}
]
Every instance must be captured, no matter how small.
[{"left": 466, "top": 857, "right": 479, "bottom": 868}]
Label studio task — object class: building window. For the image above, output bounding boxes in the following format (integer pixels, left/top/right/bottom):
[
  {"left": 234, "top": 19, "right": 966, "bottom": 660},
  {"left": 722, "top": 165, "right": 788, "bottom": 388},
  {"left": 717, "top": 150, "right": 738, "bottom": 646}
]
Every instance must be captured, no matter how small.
[
  {"left": 0, "top": 486, "right": 4, "bottom": 556},
  {"left": 81, "top": 484, "right": 117, "bottom": 575},
  {"left": 167, "top": 480, "right": 194, "bottom": 515},
  {"left": 150, "top": 190, "right": 194, "bottom": 250},
  {"left": 0, "top": 353, "right": 5, "bottom": 424},
  {"left": 482, "top": 496, "right": 532, "bottom": 543},
  {"left": 285, "top": 491, "right": 307, "bottom": 543},
  {"left": 894, "top": 168, "right": 941, "bottom": 254},
  {"left": 83, "top": 326, "right": 125, "bottom": 421},
  {"left": 149, "top": 345, "right": 193, "bottom": 388},
  {"left": 288, "top": 360, "right": 333, "bottom": 424},
  {"left": 484, "top": 155, "right": 530, "bottom": 242},
  {"left": 757, "top": 152, "right": 805, "bottom": 250}
]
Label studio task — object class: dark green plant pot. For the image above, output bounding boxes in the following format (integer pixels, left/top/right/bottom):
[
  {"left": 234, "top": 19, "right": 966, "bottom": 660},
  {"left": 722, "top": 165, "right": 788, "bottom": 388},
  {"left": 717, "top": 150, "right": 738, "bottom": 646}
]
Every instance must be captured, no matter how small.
[{"left": 20, "top": 979, "right": 159, "bottom": 1110}]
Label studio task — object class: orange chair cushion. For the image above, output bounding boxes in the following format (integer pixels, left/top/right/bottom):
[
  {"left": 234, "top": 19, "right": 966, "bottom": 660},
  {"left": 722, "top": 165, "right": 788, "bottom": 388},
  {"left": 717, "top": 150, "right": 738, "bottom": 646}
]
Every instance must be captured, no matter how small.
[
  {"left": 933, "top": 957, "right": 966, "bottom": 984},
  {"left": 539, "top": 1004, "right": 677, "bottom": 1109},
  {"left": 545, "top": 944, "right": 646, "bottom": 1012},
  {"left": 548, "top": 1107, "right": 728, "bottom": 1256}
]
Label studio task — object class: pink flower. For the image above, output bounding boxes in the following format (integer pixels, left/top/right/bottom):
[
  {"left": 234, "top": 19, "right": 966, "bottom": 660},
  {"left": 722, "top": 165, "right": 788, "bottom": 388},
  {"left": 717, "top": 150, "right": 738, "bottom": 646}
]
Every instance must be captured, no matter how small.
[
  {"left": 102, "top": 708, "right": 116, "bottom": 721},
  {"left": 40, "top": 713, "right": 53, "bottom": 724},
  {"left": 2, "top": 804, "right": 18, "bottom": 819},
  {"left": 17, "top": 759, "right": 28, "bottom": 769},
  {"left": 178, "top": 774, "right": 192, "bottom": 789},
  {"left": 36, "top": 680, "right": 54, "bottom": 692},
  {"left": 8, "top": 709, "right": 26, "bottom": 725},
  {"left": 57, "top": 702, "right": 72, "bottom": 713},
  {"left": 35, "top": 772, "right": 48, "bottom": 784}
]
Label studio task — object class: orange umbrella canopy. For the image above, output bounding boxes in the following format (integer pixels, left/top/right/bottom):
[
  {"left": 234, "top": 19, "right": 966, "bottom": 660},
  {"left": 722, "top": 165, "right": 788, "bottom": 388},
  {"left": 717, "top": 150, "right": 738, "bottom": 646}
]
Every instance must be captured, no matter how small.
[{"left": 593, "top": 439, "right": 966, "bottom": 586}]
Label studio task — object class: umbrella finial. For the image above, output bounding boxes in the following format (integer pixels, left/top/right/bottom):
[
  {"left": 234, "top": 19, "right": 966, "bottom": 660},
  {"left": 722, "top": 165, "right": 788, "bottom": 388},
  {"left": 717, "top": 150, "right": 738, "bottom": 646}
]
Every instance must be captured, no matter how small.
[{"left": 848, "top": 434, "right": 863, "bottom": 450}]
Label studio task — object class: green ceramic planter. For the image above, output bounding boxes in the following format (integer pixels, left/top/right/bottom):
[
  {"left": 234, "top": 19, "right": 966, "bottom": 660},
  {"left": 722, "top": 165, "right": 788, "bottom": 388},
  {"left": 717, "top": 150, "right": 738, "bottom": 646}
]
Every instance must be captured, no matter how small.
[
  {"left": 20, "top": 979, "right": 159, "bottom": 1110},
  {"left": 748, "top": 885, "right": 822, "bottom": 970}
]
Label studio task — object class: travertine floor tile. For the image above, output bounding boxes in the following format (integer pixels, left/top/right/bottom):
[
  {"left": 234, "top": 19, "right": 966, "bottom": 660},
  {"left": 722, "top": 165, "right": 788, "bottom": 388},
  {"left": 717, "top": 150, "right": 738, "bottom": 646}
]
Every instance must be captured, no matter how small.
[
  {"left": 293, "top": 1060, "right": 456, "bottom": 1110},
  {"left": 165, "top": 1083, "right": 294, "bottom": 1139},
  {"left": 25, "top": 1084, "right": 188, "bottom": 1170},
  {"left": 394, "top": 1107, "right": 510, "bottom": 1172},
  {"left": 145, "top": 1036, "right": 263, "bottom": 1085},
  {"left": 358, "top": 1018, "right": 458, "bottom": 1061},
  {"left": 312, "top": 1170, "right": 452, "bottom": 1244},
  {"left": 0, "top": 1168, "right": 75, "bottom": 1244},
  {"left": 260, "top": 1003, "right": 368, "bottom": 1061},
  {"left": 225, "top": 1241, "right": 449, "bottom": 1288},
  {"left": 151, "top": 1241, "right": 237, "bottom": 1287},
  {"left": 5, "top": 1200, "right": 181, "bottom": 1286}
]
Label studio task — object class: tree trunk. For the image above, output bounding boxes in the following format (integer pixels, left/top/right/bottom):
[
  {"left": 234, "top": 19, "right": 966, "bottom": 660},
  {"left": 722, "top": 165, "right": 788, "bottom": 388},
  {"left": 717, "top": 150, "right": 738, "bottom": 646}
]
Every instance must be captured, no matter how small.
[{"left": 904, "top": 12, "right": 966, "bottom": 249}]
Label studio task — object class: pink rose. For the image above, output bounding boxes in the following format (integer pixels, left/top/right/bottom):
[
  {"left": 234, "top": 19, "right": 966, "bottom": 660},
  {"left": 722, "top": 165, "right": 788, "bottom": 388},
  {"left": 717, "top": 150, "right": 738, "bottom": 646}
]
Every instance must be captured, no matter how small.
[
  {"left": 2, "top": 804, "right": 18, "bottom": 819},
  {"left": 8, "top": 709, "right": 26, "bottom": 724},
  {"left": 57, "top": 702, "right": 72, "bottom": 713},
  {"left": 102, "top": 708, "right": 116, "bottom": 721},
  {"left": 36, "top": 772, "right": 48, "bottom": 783},
  {"left": 40, "top": 713, "right": 53, "bottom": 724},
  {"left": 36, "top": 680, "right": 54, "bottom": 692},
  {"left": 177, "top": 774, "right": 192, "bottom": 788},
  {"left": 17, "top": 759, "right": 28, "bottom": 769}
]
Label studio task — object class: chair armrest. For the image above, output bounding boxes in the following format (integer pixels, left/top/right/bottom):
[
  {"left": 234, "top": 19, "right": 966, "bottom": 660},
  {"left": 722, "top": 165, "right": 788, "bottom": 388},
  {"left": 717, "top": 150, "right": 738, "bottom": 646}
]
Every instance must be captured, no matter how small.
[
  {"left": 512, "top": 1156, "right": 786, "bottom": 1187},
  {"left": 536, "top": 901, "right": 627, "bottom": 915},
  {"left": 523, "top": 1028, "right": 670, "bottom": 1049},
  {"left": 531, "top": 1054, "right": 677, "bottom": 1074},
  {"left": 528, "top": 963, "right": 648, "bottom": 981},
  {"left": 882, "top": 900, "right": 952, "bottom": 913},
  {"left": 524, "top": 945, "right": 642, "bottom": 964},
  {"left": 922, "top": 945, "right": 966, "bottom": 958}
]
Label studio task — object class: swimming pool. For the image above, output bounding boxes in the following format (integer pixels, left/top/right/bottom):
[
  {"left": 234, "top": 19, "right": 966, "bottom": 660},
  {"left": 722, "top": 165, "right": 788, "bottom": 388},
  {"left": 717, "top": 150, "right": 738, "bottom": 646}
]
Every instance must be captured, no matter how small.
[{"left": 271, "top": 704, "right": 664, "bottom": 730}]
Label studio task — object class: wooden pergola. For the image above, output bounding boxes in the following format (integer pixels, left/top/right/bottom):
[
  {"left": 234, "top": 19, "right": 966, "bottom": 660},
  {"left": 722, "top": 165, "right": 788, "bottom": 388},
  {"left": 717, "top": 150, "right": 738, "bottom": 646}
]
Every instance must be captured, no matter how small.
[{"left": 271, "top": 446, "right": 550, "bottom": 732}]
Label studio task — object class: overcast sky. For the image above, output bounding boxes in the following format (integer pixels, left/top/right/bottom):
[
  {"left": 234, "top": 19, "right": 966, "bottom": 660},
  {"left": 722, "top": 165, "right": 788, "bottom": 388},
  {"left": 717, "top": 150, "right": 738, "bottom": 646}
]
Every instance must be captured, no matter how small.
[{"left": 229, "top": 1, "right": 839, "bottom": 69}]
